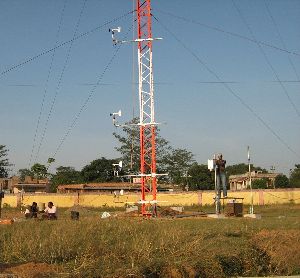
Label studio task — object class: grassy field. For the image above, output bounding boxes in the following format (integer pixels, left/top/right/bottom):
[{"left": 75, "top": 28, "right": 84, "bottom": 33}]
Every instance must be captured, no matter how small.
[{"left": 0, "top": 204, "right": 299, "bottom": 278}]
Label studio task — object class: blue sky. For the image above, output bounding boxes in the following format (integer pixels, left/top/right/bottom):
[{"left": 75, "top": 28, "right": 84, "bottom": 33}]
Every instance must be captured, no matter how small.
[{"left": 0, "top": 0, "right": 299, "bottom": 176}]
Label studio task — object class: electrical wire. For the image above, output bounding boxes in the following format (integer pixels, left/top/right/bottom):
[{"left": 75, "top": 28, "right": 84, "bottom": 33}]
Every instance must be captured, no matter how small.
[
  {"left": 154, "top": 9, "right": 300, "bottom": 57},
  {"left": 34, "top": 0, "right": 88, "bottom": 163},
  {"left": 2, "top": 79, "right": 299, "bottom": 88},
  {"left": 50, "top": 24, "right": 134, "bottom": 160},
  {"left": 232, "top": 0, "right": 300, "bottom": 119},
  {"left": 0, "top": 10, "right": 134, "bottom": 78},
  {"left": 264, "top": 0, "right": 300, "bottom": 81},
  {"left": 63, "top": 80, "right": 300, "bottom": 85},
  {"left": 28, "top": 0, "right": 68, "bottom": 168},
  {"left": 152, "top": 15, "right": 300, "bottom": 160}
]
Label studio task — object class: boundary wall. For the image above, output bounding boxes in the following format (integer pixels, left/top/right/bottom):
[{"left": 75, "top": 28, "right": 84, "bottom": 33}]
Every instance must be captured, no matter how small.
[{"left": 1, "top": 189, "right": 300, "bottom": 208}]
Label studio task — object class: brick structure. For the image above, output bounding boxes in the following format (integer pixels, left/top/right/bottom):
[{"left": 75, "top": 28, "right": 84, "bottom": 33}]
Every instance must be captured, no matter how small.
[{"left": 0, "top": 176, "right": 49, "bottom": 193}]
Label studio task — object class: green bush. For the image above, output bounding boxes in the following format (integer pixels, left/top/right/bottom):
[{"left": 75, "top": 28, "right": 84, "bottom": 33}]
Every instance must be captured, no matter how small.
[
  {"left": 252, "top": 178, "right": 269, "bottom": 189},
  {"left": 275, "top": 174, "right": 289, "bottom": 188}
]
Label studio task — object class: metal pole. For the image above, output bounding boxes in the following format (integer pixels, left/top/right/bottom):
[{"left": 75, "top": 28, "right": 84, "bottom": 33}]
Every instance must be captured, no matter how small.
[
  {"left": 214, "top": 154, "right": 219, "bottom": 214},
  {"left": 248, "top": 146, "right": 253, "bottom": 214}
]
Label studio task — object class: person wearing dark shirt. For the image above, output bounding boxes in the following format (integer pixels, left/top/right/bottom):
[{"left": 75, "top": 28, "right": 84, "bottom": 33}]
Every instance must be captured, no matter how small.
[
  {"left": 25, "top": 202, "right": 38, "bottom": 218},
  {"left": 215, "top": 154, "right": 227, "bottom": 198}
]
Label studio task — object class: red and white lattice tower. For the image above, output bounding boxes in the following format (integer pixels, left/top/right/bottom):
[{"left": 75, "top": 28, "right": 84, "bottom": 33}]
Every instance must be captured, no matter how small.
[{"left": 136, "top": 0, "right": 157, "bottom": 216}]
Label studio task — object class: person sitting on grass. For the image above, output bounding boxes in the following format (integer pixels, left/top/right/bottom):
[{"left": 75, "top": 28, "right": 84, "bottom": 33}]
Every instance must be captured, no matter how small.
[
  {"left": 43, "top": 202, "right": 57, "bottom": 220},
  {"left": 24, "top": 205, "right": 31, "bottom": 219},
  {"left": 25, "top": 202, "right": 38, "bottom": 219}
]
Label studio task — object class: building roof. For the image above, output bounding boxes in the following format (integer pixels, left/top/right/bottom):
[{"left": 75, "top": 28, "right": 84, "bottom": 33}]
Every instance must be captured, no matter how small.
[
  {"left": 229, "top": 171, "right": 281, "bottom": 181},
  {"left": 57, "top": 182, "right": 137, "bottom": 191},
  {"left": 57, "top": 182, "right": 172, "bottom": 192},
  {"left": 15, "top": 183, "right": 48, "bottom": 188}
]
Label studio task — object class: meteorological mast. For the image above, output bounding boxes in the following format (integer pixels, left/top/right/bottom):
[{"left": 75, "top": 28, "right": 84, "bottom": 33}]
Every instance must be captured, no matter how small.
[{"left": 110, "top": 0, "right": 163, "bottom": 216}]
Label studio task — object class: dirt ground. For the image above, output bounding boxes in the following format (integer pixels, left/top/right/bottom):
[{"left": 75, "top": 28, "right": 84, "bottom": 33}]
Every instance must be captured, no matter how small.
[{"left": 0, "top": 262, "right": 62, "bottom": 278}]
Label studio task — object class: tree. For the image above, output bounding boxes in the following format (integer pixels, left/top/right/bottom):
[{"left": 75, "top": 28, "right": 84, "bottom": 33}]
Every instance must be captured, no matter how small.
[
  {"left": 290, "top": 164, "right": 300, "bottom": 188},
  {"left": 51, "top": 166, "right": 81, "bottom": 192},
  {"left": 274, "top": 174, "right": 289, "bottom": 188},
  {"left": 113, "top": 118, "right": 170, "bottom": 173},
  {"left": 31, "top": 163, "right": 47, "bottom": 179},
  {"left": 46, "top": 157, "right": 55, "bottom": 170},
  {"left": 187, "top": 163, "right": 214, "bottom": 190},
  {"left": 113, "top": 118, "right": 196, "bottom": 185},
  {"left": 81, "top": 157, "right": 119, "bottom": 183},
  {"left": 47, "top": 157, "right": 55, "bottom": 164},
  {"left": 0, "top": 145, "right": 11, "bottom": 178},
  {"left": 226, "top": 163, "right": 267, "bottom": 178},
  {"left": 18, "top": 168, "right": 33, "bottom": 182},
  {"left": 252, "top": 178, "right": 268, "bottom": 189},
  {"left": 161, "top": 148, "right": 194, "bottom": 185}
]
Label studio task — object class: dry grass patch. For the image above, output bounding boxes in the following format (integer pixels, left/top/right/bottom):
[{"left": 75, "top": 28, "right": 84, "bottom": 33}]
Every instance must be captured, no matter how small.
[
  {"left": 252, "top": 229, "right": 300, "bottom": 275},
  {"left": 1, "top": 262, "right": 61, "bottom": 278},
  {"left": 0, "top": 205, "right": 300, "bottom": 277}
]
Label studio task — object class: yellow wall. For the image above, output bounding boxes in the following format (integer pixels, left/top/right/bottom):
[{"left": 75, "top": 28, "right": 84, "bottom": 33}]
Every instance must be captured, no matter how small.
[
  {"left": 1, "top": 189, "right": 300, "bottom": 208},
  {"left": 1, "top": 195, "right": 18, "bottom": 207}
]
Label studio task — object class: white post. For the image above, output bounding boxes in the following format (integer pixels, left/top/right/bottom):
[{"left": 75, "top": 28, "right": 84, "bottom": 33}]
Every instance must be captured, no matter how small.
[
  {"left": 248, "top": 146, "right": 254, "bottom": 214},
  {"left": 214, "top": 154, "right": 220, "bottom": 214}
]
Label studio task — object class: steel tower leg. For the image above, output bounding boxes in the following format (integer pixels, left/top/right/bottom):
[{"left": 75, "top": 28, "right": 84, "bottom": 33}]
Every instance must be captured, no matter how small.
[{"left": 136, "top": 0, "right": 157, "bottom": 216}]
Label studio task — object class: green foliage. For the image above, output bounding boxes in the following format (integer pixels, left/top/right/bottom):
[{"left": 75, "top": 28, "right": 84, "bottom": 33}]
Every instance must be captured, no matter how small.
[
  {"left": 0, "top": 145, "right": 11, "bottom": 178},
  {"left": 81, "top": 157, "right": 119, "bottom": 182},
  {"left": 113, "top": 118, "right": 195, "bottom": 185},
  {"left": 47, "top": 157, "right": 55, "bottom": 164},
  {"left": 113, "top": 118, "right": 171, "bottom": 173},
  {"left": 18, "top": 168, "right": 33, "bottom": 181},
  {"left": 226, "top": 163, "right": 249, "bottom": 176},
  {"left": 252, "top": 178, "right": 269, "bottom": 189},
  {"left": 50, "top": 157, "right": 128, "bottom": 187},
  {"left": 290, "top": 164, "right": 300, "bottom": 188},
  {"left": 226, "top": 163, "right": 267, "bottom": 177},
  {"left": 187, "top": 163, "right": 214, "bottom": 190},
  {"left": 31, "top": 163, "right": 47, "bottom": 179},
  {"left": 51, "top": 166, "right": 82, "bottom": 191},
  {"left": 162, "top": 148, "right": 194, "bottom": 185},
  {"left": 274, "top": 174, "right": 290, "bottom": 188}
]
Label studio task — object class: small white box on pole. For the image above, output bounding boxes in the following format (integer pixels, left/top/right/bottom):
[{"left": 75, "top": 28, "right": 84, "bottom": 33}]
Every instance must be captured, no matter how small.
[{"left": 208, "top": 159, "right": 215, "bottom": 171}]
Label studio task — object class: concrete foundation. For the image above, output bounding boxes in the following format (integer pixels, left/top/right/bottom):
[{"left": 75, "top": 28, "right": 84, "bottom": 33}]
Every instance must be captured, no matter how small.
[
  {"left": 244, "top": 213, "right": 261, "bottom": 219},
  {"left": 207, "top": 213, "right": 226, "bottom": 219}
]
